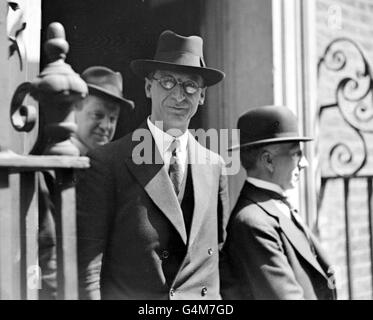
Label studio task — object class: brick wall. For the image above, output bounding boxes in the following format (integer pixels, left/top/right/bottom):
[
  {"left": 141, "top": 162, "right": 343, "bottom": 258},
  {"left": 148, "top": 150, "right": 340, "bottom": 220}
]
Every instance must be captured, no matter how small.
[{"left": 316, "top": 0, "right": 373, "bottom": 299}]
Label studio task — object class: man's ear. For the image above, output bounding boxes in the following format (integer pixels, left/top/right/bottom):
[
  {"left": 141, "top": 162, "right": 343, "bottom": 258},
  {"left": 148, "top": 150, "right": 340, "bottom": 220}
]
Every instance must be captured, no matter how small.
[
  {"left": 145, "top": 78, "right": 152, "bottom": 98},
  {"left": 261, "top": 150, "right": 275, "bottom": 173},
  {"left": 199, "top": 88, "right": 206, "bottom": 105}
]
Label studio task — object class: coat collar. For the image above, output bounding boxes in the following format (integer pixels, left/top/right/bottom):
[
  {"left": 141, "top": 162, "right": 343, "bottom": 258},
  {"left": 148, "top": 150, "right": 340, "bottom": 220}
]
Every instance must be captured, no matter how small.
[
  {"left": 123, "top": 122, "right": 213, "bottom": 247},
  {"left": 241, "top": 182, "right": 330, "bottom": 279}
]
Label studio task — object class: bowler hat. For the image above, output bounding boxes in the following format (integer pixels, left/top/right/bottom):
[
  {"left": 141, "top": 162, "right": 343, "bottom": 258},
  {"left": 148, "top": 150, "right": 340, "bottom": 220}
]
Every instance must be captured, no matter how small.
[
  {"left": 229, "top": 105, "right": 312, "bottom": 151},
  {"left": 81, "top": 66, "right": 134, "bottom": 109},
  {"left": 130, "top": 30, "right": 225, "bottom": 87}
]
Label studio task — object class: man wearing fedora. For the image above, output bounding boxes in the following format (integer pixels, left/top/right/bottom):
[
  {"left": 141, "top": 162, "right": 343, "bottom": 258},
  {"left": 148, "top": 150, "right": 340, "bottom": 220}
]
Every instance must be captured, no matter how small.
[
  {"left": 220, "top": 105, "right": 337, "bottom": 300},
  {"left": 77, "top": 30, "right": 229, "bottom": 299},
  {"left": 38, "top": 66, "right": 133, "bottom": 299},
  {"left": 72, "top": 66, "right": 134, "bottom": 155}
]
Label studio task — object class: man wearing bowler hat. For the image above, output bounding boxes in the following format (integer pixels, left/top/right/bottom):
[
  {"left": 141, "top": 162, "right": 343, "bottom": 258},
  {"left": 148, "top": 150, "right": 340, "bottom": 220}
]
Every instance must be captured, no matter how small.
[
  {"left": 77, "top": 30, "right": 229, "bottom": 299},
  {"left": 220, "top": 105, "right": 337, "bottom": 300},
  {"left": 38, "top": 66, "right": 133, "bottom": 299}
]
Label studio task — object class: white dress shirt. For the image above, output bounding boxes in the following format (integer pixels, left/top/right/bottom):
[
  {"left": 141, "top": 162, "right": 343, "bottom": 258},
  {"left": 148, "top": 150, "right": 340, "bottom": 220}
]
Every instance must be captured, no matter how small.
[{"left": 147, "top": 117, "right": 188, "bottom": 176}]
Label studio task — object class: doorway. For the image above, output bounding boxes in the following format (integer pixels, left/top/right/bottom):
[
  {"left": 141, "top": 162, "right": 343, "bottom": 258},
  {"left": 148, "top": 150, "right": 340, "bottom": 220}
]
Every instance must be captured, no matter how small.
[{"left": 41, "top": 0, "right": 204, "bottom": 139}]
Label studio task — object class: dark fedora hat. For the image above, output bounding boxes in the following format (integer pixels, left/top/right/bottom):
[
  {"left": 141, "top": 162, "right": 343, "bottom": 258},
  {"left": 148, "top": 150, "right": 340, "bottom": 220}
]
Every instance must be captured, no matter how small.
[
  {"left": 229, "top": 105, "right": 312, "bottom": 151},
  {"left": 81, "top": 66, "right": 134, "bottom": 109},
  {"left": 130, "top": 30, "right": 225, "bottom": 87}
]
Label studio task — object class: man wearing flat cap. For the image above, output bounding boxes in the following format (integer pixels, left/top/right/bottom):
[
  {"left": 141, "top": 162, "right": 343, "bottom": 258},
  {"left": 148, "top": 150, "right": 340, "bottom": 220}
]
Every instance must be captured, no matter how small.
[
  {"left": 220, "top": 105, "right": 337, "bottom": 300},
  {"left": 77, "top": 30, "right": 229, "bottom": 299}
]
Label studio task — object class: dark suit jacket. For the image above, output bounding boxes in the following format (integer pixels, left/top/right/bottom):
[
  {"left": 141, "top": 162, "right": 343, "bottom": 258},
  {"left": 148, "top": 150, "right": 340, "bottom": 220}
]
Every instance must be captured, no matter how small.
[
  {"left": 220, "top": 182, "right": 337, "bottom": 300},
  {"left": 77, "top": 122, "right": 230, "bottom": 300}
]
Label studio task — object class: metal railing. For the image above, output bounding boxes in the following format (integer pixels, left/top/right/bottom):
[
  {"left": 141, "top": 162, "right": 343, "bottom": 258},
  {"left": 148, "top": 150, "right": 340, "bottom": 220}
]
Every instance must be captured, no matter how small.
[
  {"left": 317, "top": 37, "right": 373, "bottom": 299},
  {"left": 0, "top": 21, "right": 89, "bottom": 299},
  {"left": 0, "top": 154, "right": 89, "bottom": 299}
]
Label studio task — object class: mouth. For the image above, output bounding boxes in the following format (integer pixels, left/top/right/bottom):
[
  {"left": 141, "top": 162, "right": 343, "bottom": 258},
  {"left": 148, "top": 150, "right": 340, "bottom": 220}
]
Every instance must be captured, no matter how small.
[
  {"left": 93, "top": 133, "right": 109, "bottom": 141},
  {"left": 167, "top": 106, "right": 189, "bottom": 115},
  {"left": 169, "top": 104, "right": 188, "bottom": 110}
]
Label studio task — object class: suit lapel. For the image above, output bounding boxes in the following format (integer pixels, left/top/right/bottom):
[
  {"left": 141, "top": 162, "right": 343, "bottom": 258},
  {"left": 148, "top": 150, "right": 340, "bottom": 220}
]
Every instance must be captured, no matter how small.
[
  {"left": 276, "top": 211, "right": 327, "bottom": 278},
  {"left": 123, "top": 123, "right": 187, "bottom": 244},
  {"left": 244, "top": 182, "right": 328, "bottom": 279},
  {"left": 187, "top": 134, "right": 212, "bottom": 247}
]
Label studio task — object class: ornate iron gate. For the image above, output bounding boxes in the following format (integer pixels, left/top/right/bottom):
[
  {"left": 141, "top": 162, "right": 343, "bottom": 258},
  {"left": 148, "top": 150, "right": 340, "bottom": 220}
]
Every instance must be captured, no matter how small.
[{"left": 317, "top": 38, "right": 373, "bottom": 299}]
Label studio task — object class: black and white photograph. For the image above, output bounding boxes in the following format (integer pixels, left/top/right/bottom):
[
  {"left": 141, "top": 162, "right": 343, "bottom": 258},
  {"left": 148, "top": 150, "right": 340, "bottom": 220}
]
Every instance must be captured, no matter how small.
[{"left": 1, "top": 0, "right": 373, "bottom": 309}]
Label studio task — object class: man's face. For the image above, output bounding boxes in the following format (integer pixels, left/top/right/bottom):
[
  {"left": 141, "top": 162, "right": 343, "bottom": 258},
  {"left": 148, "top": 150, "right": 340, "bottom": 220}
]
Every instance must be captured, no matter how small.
[
  {"left": 75, "top": 95, "right": 120, "bottom": 150},
  {"left": 145, "top": 69, "right": 206, "bottom": 134},
  {"left": 270, "top": 142, "right": 309, "bottom": 191}
]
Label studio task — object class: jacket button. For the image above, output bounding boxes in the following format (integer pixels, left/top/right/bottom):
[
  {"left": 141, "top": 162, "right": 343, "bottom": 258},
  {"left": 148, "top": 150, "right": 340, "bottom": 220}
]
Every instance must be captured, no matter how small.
[
  {"left": 201, "top": 287, "right": 207, "bottom": 296},
  {"left": 170, "top": 288, "right": 175, "bottom": 297},
  {"left": 208, "top": 248, "right": 213, "bottom": 255},
  {"left": 161, "top": 250, "right": 169, "bottom": 259}
]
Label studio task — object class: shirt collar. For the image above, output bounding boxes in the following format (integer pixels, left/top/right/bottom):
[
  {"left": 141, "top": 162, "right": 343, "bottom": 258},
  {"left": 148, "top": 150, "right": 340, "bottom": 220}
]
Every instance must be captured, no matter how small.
[
  {"left": 147, "top": 117, "right": 188, "bottom": 155},
  {"left": 246, "top": 176, "right": 287, "bottom": 198}
]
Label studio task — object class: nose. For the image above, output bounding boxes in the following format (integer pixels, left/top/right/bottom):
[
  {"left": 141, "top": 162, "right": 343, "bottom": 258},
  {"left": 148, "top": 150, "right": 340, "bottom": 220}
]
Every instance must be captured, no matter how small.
[
  {"left": 171, "top": 82, "right": 185, "bottom": 102},
  {"left": 298, "top": 155, "right": 309, "bottom": 170},
  {"left": 98, "top": 116, "right": 111, "bottom": 132}
]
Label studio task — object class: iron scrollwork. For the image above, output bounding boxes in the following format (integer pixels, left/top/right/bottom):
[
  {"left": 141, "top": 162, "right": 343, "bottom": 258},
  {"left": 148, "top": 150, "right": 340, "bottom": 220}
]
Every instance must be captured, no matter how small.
[
  {"left": 9, "top": 22, "right": 88, "bottom": 155},
  {"left": 318, "top": 38, "right": 372, "bottom": 177},
  {"left": 10, "top": 82, "right": 37, "bottom": 132}
]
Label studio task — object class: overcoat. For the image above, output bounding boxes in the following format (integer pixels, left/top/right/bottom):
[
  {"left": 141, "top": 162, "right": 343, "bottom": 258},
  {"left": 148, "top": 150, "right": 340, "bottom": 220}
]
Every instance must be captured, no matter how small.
[
  {"left": 77, "top": 121, "right": 230, "bottom": 300},
  {"left": 220, "top": 182, "right": 337, "bottom": 300}
]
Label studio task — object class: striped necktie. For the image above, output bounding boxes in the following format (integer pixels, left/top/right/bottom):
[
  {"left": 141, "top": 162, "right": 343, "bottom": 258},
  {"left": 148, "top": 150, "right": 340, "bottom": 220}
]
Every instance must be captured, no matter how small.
[{"left": 168, "top": 138, "right": 183, "bottom": 195}]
